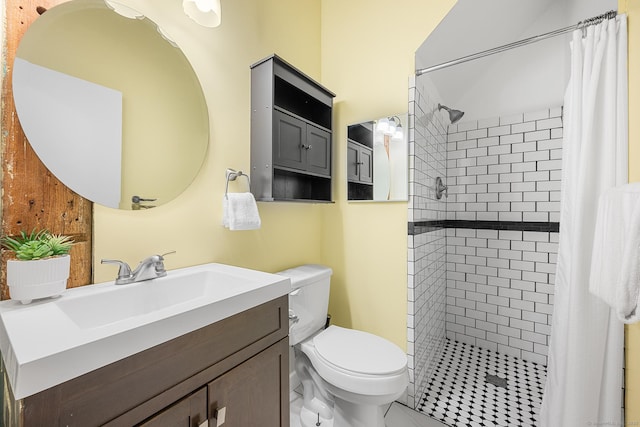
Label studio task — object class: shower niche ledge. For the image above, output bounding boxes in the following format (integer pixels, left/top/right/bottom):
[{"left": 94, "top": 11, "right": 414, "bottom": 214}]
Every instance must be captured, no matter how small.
[{"left": 250, "top": 54, "right": 336, "bottom": 202}]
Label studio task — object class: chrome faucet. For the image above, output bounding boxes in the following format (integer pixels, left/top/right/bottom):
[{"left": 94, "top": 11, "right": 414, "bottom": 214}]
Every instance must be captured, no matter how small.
[{"left": 101, "top": 251, "right": 175, "bottom": 285}]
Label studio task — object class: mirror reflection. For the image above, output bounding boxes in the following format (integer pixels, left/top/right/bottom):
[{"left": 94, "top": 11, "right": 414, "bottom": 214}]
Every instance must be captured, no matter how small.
[
  {"left": 347, "top": 114, "right": 408, "bottom": 201},
  {"left": 12, "top": 0, "right": 209, "bottom": 209}
]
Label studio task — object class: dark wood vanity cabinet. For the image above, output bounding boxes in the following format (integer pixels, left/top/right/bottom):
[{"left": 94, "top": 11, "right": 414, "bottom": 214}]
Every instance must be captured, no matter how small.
[
  {"left": 18, "top": 296, "right": 289, "bottom": 427},
  {"left": 140, "top": 340, "right": 286, "bottom": 427},
  {"left": 206, "top": 338, "right": 285, "bottom": 427},
  {"left": 139, "top": 388, "right": 207, "bottom": 427},
  {"left": 251, "top": 54, "right": 335, "bottom": 202}
]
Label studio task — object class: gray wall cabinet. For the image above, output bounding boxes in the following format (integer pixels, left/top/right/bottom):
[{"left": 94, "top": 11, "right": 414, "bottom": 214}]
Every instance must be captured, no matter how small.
[{"left": 251, "top": 55, "right": 335, "bottom": 202}]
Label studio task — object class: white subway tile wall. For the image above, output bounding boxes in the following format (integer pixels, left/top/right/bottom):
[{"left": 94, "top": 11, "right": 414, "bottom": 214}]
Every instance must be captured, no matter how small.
[
  {"left": 443, "top": 108, "right": 562, "bottom": 365},
  {"left": 406, "top": 76, "right": 448, "bottom": 408},
  {"left": 409, "top": 79, "right": 448, "bottom": 223},
  {"left": 446, "top": 108, "right": 563, "bottom": 223},
  {"left": 445, "top": 228, "right": 558, "bottom": 365}
]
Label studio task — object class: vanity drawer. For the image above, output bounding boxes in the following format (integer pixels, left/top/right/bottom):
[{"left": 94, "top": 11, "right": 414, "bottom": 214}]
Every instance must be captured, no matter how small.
[{"left": 21, "top": 295, "right": 288, "bottom": 426}]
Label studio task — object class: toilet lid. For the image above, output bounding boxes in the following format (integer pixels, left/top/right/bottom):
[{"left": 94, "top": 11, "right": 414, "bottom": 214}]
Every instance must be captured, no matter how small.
[{"left": 312, "top": 326, "right": 407, "bottom": 375}]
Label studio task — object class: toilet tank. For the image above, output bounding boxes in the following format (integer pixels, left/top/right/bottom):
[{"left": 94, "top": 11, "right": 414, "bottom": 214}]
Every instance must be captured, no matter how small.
[{"left": 277, "top": 264, "right": 332, "bottom": 346}]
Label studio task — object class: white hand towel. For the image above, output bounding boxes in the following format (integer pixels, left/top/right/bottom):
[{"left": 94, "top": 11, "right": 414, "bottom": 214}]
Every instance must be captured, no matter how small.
[
  {"left": 222, "top": 193, "right": 261, "bottom": 231},
  {"left": 589, "top": 182, "right": 640, "bottom": 323}
]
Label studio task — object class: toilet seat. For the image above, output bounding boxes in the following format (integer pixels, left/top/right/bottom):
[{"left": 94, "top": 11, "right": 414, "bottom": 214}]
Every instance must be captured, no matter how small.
[
  {"left": 314, "top": 326, "right": 407, "bottom": 375},
  {"left": 300, "top": 325, "right": 408, "bottom": 396}
]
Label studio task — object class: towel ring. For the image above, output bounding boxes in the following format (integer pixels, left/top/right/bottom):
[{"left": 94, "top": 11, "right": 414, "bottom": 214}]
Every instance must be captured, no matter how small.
[{"left": 225, "top": 168, "right": 251, "bottom": 198}]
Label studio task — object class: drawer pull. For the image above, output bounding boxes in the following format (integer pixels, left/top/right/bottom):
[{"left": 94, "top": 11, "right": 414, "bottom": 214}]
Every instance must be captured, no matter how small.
[
  {"left": 198, "top": 420, "right": 209, "bottom": 427},
  {"left": 214, "top": 407, "right": 227, "bottom": 426}
]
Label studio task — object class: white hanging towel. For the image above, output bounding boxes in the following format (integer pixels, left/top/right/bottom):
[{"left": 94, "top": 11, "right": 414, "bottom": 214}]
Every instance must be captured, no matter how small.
[
  {"left": 222, "top": 193, "right": 261, "bottom": 231},
  {"left": 589, "top": 182, "right": 640, "bottom": 323}
]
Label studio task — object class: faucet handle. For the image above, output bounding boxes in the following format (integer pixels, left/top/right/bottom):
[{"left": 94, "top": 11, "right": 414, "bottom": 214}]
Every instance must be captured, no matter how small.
[
  {"left": 139, "top": 251, "right": 174, "bottom": 264},
  {"left": 152, "top": 251, "right": 175, "bottom": 266},
  {"left": 435, "top": 177, "right": 448, "bottom": 200},
  {"left": 131, "top": 195, "right": 157, "bottom": 210},
  {"left": 149, "top": 251, "right": 175, "bottom": 275},
  {"left": 101, "top": 259, "right": 133, "bottom": 285},
  {"left": 160, "top": 250, "right": 176, "bottom": 259}
]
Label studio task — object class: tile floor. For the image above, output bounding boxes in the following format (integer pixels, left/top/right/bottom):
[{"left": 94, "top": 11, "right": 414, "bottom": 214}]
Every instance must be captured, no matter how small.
[
  {"left": 290, "top": 392, "right": 445, "bottom": 427},
  {"left": 385, "top": 402, "right": 449, "bottom": 427},
  {"left": 290, "top": 338, "right": 545, "bottom": 427},
  {"left": 417, "top": 339, "right": 546, "bottom": 427}
]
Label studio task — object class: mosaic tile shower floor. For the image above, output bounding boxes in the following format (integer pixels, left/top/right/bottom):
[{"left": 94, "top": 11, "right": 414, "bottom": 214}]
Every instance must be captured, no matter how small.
[{"left": 417, "top": 339, "right": 546, "bottom": 427}]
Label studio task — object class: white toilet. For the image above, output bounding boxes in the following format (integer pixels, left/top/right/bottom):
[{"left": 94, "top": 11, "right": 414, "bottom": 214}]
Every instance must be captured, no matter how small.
[{"left": 278, "top": 264, "right": 408, "bottom": 427}]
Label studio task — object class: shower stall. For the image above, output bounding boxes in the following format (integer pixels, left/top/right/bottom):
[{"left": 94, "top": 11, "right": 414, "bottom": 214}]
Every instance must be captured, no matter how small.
[
  {"left": 407, "top": 78, "right": 559, "bottom": 424},
  {"left": 405, "top": 1, "right": 621, "bottom": 426}
]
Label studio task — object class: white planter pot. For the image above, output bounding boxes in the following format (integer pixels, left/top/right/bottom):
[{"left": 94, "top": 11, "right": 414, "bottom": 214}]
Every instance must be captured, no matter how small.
[{"left": 6, "top": 255, "right": 70, "bottom": 304}]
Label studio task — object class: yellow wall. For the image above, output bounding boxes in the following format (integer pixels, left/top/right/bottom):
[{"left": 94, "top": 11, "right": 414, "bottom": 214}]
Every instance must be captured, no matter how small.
[
  {"left": 621, "top": 0, "right": 640, "bottom": 422},
  {"left": 320, "top": 0, "right": 455, "bottom": 349},
  {"left": 93, "top": 0, "right": 326, "bottom": 279}
]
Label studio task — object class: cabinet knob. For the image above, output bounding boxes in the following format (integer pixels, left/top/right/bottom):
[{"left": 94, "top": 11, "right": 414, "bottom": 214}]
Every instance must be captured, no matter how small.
[{"left": 300, "top": 144, "right": 312, "bottom": 150}]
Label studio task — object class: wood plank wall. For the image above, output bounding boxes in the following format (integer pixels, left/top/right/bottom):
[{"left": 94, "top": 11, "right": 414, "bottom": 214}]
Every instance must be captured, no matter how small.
[{"left": 1, "top": 0, "right": 93, "bottom": 300}]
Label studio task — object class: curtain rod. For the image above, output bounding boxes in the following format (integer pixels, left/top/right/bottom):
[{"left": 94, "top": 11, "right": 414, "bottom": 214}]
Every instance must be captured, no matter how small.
[{"left": 415, "top": 9, "right": 618, "bottom": 76}]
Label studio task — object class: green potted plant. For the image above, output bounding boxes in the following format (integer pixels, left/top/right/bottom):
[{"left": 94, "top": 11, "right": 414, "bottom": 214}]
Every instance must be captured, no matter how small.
[{"left": 1, "top": 229, "right": 74, "bottom": 304}]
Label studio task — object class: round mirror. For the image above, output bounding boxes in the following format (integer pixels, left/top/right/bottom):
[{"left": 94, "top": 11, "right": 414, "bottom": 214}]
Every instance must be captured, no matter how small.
[{"left": 12, "top": 0, "right": 209, "bottom": 209}]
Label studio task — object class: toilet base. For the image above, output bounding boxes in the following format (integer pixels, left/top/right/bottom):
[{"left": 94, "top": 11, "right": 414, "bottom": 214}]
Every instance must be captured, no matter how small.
[
  {"left": 333, "top": 396, "right": 385, "bottom": 427},
  {"left": 300, "top": 405, "right": 333, "bottom": 427}
]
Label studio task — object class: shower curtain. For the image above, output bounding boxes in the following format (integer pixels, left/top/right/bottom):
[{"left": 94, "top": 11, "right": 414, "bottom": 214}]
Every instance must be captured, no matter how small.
[{"left": 541, "top": 15, "right": 627, "bottom": 427}]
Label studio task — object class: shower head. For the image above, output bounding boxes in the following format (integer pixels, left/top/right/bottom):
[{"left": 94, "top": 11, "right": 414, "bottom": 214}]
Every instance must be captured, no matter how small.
[{"left": 438, "top": 103, "right": 465, "bottom": 124}]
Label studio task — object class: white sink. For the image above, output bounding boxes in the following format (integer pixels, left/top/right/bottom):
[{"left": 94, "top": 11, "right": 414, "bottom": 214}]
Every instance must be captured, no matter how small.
[
  {"left": 0, "top": 263, "right": 290, "bottom": 399},
  {"left": 55, "top": 267, "right": 250, "bottom": 329}
]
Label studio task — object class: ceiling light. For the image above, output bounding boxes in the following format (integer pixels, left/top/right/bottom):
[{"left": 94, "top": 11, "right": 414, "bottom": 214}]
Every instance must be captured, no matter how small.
[
  {"left": 104, "top": 0, "right": 145, "bottom": 19},
  {"left": 183, "top": 0, "right": 221, "bottom": 28}
]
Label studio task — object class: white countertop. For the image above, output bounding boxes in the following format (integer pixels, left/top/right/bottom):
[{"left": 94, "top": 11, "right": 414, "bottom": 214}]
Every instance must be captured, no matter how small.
[{"left": 0, "top": 263, "right": 290, "bottom": 399}]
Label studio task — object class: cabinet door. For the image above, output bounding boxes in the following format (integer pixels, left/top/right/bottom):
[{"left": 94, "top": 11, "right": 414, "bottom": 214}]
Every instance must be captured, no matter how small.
[
  {"left": 347, "top": 142, "right": 373, "bottom": 184},
  {"left": 305, "top": 124, "right": 331, "bottom": 176},
  {"left": 347, "top": 142, "right": 359, "bottom": 182},
  {"left": 208, "top": 340, "right": 288, "bottom": 427},
  {"left": 273, "top": 110, "right": 305, "bottom": 171},
  {"left": 359, "top": 146, "right": 373, "bottom": 184},
  {"left": 139, "top": 388, "right": 207, "bottom": 427}
]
